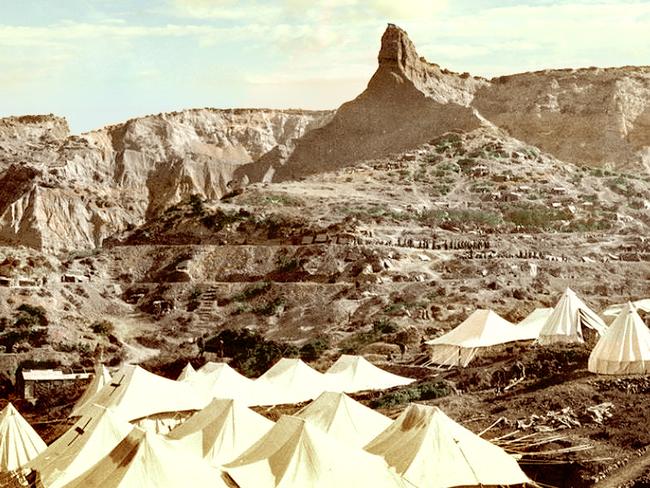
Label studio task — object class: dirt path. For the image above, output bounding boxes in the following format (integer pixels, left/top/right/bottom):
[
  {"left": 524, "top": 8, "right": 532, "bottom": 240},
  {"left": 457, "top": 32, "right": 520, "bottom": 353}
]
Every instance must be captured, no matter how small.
[
  {"left": 112, "top": 309, "right": 159, "bottom": 364},
  {"left": 594, "top": 448, "right": 650, "bottom": 488},
  {"left": 120, "top": 341, "right": 158, "bottom": 364}
]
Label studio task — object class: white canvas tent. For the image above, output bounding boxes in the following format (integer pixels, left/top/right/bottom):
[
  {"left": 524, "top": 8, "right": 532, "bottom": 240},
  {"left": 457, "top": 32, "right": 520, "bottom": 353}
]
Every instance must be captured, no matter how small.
[
  {"left": 425, "top": 310, "right": 520, "bottom": 367},
  {"left": 26, "top": 405, "right": 132, "bottom": 487},
  {"left": 198, "top": 362, "right": 235, "bottom": 375},
  {"left": 62, "top": 427, "right": 226, "bottom": 488},
  {"left": 254, "top": 358, "right": 329, "bottom": 405},
  {"left": 71, "top": 365, "right": 208, "bottom": 429},
  {"left": 603, "top": 299, "right": 650, "bottom": 318},
  {"left": 295, "top": 391, "right": 392, "bottom": 448},
  {"left": 188, "top": 363, "right": 266, "bottom": 407},
  {"left": 176, "top": 362, "right": 197, "bottom": 382},
  {"left": 510, "top": 308, "right": 554, "bottom": 342},
  {"left": 223, "top": 415, "right": 407, "bottom": 488},
  {"left": 537, "top": 288, "right": 607, "bottom": 345},
  {"left": 365, "top": 403, "right": 530, "bottom": 488},
  {"left": 588, "top": 302, "right": 650, "bottom": 375},
  {"left": 167, "top": 398, "right": 274, "bottom": 467},
  {"left": 323, "top": 355, "right": 414, "bottom": 393},
  {"left": 0, "top": 403, "right": 46, "bottom": 471},
  {"left": 70, "top": 363, "right": 112, "bottom": 417}
]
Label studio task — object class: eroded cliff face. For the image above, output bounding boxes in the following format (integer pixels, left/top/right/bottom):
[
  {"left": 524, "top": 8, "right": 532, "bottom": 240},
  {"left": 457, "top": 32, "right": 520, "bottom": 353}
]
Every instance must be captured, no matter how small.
[
  {"left": 473, "top": 68, "right": 650, "bottom": 173},
  {"left": 0, "top": 109, "right": 333, "bottom": 251},
  {"left": 0, "top": 115, "right": 69, "bottom": 149}
]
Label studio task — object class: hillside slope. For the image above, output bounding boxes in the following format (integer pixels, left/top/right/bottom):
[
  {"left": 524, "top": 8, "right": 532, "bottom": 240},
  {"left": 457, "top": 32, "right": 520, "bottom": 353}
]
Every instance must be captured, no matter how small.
[{"left": 0, "top": 109, "right": 332, "bottom": 251}]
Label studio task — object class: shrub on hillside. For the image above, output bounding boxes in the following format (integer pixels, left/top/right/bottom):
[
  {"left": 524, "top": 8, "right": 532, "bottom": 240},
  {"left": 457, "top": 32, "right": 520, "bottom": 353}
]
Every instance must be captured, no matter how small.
[
  {"left": 15, "top": 304, "right": 48, "bottom": 327},
  {"left": 0, "top": 305, "right": 50, "bottom": 352},
  {"left": 201, "top": 208, "right": 252, "bottom": 230},
  {"left": 526, "top": 344, "right": 590, "bottom": 380},
  {"left": 189, "top": 194, "right": 206, "bottom": 216},
  {"left": 369, "top": 380, "right": 453, "bottom": 409},
  {"left": 373, "top": 318, "right": 398, "bottom": 334},
  {"left": 502, "top": 203, "right": 572, "bottom": 229},
  {"left": 255, "top": 297, "right": 286, "bottom": 316},
  {"left": 276, "top": 255, "right": 300, "bottom": 273},
  {"left": 139, "top": 354, "right": 206, "bottom": 379},
  {"left": 90, "top": 320, "right": 114, "bottom": 336},
  {"left": 457, "top": 157, "right": 478, "bottom": 172},
  {"left": 0, "top": 329, "right": 31, "bottom": 352},
  {"left": 565, "top": 218, "right": 613, "bottom": 232},
  {"left": 299, "top": 336, "right": 330, "bottom": 361},
  {"left": 339, "top": 319, "right": 398, "bottom": 355},
  {"left": 231, "top": 281, "right": 271, "bottom": 302},
  {"left": 186, "top": 287, "right": 202, "bottom": 312},
  {"left": 204, "top": 328, "right": 299, "bottom": 377},
  {"left": 418, "top": 208, "right": 502, "bottom": 229}
]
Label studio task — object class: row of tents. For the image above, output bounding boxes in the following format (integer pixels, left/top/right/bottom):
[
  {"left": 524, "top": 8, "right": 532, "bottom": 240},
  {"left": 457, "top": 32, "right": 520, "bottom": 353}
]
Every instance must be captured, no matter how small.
[
  {"left": 181, "top": 353, "right": 413, "bottom": 406},
  {"left": 1, "top": 390, "right": 531, "bottom": 487},
  {"left": 69, "top": 355, "right": 415, "bottom": 428},
  {"left": 425, "top": 288, "right": 650, "bottom": 375}
]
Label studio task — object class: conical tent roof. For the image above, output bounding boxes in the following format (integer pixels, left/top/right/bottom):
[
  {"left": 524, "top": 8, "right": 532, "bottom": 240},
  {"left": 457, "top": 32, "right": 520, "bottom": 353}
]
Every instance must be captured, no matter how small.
[
  {"left": 588, "top": 302, "right": 650, "bottom": 375},
  {"left": 70, "top": 363, "right": 112, "bottom": 417},
  {"left": 295, "top": 391, "right": 392, "bottom": 448},
  {"left": 198, "top": 361, "right": 235, "bottom": 375},
  {"left": 426, "top": 310, "right": 518, "bottom": 348},
  {"left": 176, "top": 362, "right": 197, "bottom": 382},
  {"left": 223, "top": 415, "right": 406, "bottom": 488},
  {"left": 510, "top": 307, "right": 554, "bottom": 341},
  {"left": 188, "top": 362, "right": 265, "bottom": 407},
  {"left": 365, "top": 403, "right": 530, "bottom": 488},
  {"left": 26, "top": 405, "right": 132, "bottom": 488},
  {"left": 323, "top": 355, "right": 414, "bottom": 393},
  {"left": 254, "top": 358, "right": 329, "bottom": 405},
  {"left": 537, "top": 288, "right": 607, "bottom": 345},
  {"left": 0, "top": 403, "right": 46, "bottom": 471},
  {"left": 63, "top": 427, "right": 226, "bottom": 488},
  {"left": 72, "top": 365, "right": 208, "bottom": 422},
  {"left": 603, "top": 298, "right": 650, "bottom": 318},
  {"left": 167, "top": 398, "right": 274, "bottom": 467},
  {"left": 425, "top": 310, "right": 522, "bottom": 366}
]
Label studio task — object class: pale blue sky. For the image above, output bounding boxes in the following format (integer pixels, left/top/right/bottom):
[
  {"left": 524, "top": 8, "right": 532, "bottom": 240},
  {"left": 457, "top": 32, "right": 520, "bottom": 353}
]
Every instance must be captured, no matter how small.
[{"left": 1, "top": 0, "right": 649, "bottom": 133}]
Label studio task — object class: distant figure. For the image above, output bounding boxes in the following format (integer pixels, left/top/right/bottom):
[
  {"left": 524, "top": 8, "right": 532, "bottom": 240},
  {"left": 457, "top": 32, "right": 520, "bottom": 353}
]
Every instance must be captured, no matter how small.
[
  {"left": 492, "top": 368, "right": 507, "bottom": 394},
  {"left": 512, "top": 361, "right": 526, "bottom": 381}
]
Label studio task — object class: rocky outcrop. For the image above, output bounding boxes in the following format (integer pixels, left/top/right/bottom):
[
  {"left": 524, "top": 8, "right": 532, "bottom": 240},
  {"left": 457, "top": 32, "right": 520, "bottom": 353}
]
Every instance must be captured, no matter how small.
[
  {"left": 241, "top": 24, "right": 486, "bottom": 181},
  {"left": 239, "top": 24, "right": 650, "bottom": 182},
  {"left": 0, "top": 115, "right": 69, "bottom": 149},
  {"left": 473, "top": 67, "right": 650, "bottom": 173},
  {"left": 375, "top": 24, "right": 486, "bottom": 106},
  {"left": 0, "top": 109, "right": 333, "bottom": 251}
]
